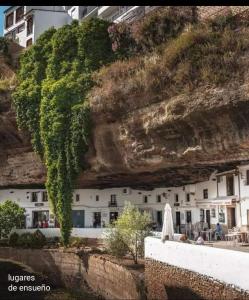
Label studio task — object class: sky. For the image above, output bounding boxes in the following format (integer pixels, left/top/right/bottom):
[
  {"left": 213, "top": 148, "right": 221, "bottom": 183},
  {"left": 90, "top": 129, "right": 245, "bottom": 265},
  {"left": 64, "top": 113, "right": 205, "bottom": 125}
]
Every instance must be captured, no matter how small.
[{"left": 0, "top": 6, "right": 9, "bottom": 36}]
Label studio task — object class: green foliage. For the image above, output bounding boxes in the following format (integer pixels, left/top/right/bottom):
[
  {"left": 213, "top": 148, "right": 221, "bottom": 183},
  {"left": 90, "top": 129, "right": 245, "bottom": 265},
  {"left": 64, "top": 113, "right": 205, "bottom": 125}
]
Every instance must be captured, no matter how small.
[
  {"left": 0, "top": 200, "right": 25, "bottom": 239},
  {"left": 31, "top": 229, "right": 46, "bottom": 248},
  {"left": 13, "top": 19, "right": 114, "bottom": 246},
  {"left": 9, "top": 230, "right": 46, "bottom": 248},
  {"left": 104, "top": 202, "right": 151, "bottom": 264},
  {"left": 0, "top": 37, "right": 8, "bottom": 56},
  {"left": 17, "top": 232, "right": 33, "bottom": 248},
  {"left": 108, "top": 6, "right": 197, "bottom": 58},
  {"left": 8, "top": 232, "right": 19, "bottom": 247}
]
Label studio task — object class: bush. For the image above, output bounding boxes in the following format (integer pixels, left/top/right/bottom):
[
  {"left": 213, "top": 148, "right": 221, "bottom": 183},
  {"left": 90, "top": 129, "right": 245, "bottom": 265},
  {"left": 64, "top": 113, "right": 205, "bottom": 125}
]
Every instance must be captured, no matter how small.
[
  {"left": 104, "top": 228, "right": 129, "bottom": 258},
  {"left": 0, "top": 200, "right": 26, "bottom": 239},
  {"left": 31, "top": 229, "right": 46, "bottom": 248},
  {"left": 17, "top": 233, "right": 33, "bottom": 248},
  {"left": 0, "top": 37, "right": 8, "bottom": 56},
  {"left": 104, "top": 202, "right": 151, "bottom": 264},
  {"left": 9, "top": 232, "right": 19, "bottom": 247}
]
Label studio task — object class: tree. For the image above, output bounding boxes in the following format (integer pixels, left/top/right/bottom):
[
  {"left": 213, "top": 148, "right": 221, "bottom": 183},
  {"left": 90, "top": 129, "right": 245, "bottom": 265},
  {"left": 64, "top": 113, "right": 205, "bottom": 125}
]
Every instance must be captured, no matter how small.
[
  {"left": 104, "top": 202, "right": 151, "bottom": 264},
  {"left": 0, "top": 200, "right": 25, "bottom": 239}
]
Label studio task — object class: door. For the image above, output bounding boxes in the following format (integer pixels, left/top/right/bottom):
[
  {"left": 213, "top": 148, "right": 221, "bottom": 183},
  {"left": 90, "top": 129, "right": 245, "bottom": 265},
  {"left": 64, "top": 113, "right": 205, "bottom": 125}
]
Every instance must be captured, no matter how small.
[
  {"left": 206, "top": 210, "right": 211, "bottom": 229},
  {"left": 110, "top": 212, "right": 118, "bottom": 224},
  {"left": 176, "top": 212, "right": 181, "bottom": 233},
  {"left": 93, "top": 212, "right": 101, "bottom": 228},
  {"left": 186, "top": 211, "right": 192, "bottom": 224},
  {"left": 157, "top": 211, "right": 162, "bottom": 227},
  {"left": 226, "top": 175, "right": 234, "bottom": 196},
  {"left": 227, "top": 207, "right": 236, "bottom": 229},
  {"left": 72, "top": 210, "right": 85, "bottom": 228}
]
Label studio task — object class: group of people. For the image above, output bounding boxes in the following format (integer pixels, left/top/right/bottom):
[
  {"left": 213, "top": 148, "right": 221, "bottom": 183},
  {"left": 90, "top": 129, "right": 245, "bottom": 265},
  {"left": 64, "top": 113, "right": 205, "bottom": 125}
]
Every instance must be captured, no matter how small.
[
  {"left": 35, "top": 220, "right": 49, "bottom": 228},
  {"left": 180, "top": 223, "right": 223, "bottom": 245}
]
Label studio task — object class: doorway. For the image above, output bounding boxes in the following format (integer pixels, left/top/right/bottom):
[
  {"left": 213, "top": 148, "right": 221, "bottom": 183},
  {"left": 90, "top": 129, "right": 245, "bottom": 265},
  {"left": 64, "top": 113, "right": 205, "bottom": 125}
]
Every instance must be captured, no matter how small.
[
  {"left": 227, "top": 207, "right": 236, "bottom": 229},
  {"left": 157, "top": 211, "right": 162, "bottom": 227},
  {"left": 176, "top": 212, "right": 181, "bottom": 233},
  {"left": 72, "top": 210, "right": 85, "bottom": 228},
  {"left": 206, "top": 210, "right": 211, "bottom": 229},
  {"left": 32, "top": 211, "right": 49, "bottom": 228},
  {"left": 226, "top": 175, "right": 234, "bottom": 196},
  {"left": 93, "top": 212, "right": 101, "bottom": 228},
  {"left": 110, "top": 212, "right": 118, "bottom": 224},
  {"left": 247, "top": 210, "right": 249, "bottom": 226}
]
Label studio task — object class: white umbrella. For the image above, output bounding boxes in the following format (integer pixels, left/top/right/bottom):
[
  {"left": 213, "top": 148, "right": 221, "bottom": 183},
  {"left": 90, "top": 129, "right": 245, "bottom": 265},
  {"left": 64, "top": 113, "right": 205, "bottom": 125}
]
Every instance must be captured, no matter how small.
[{"left": 161, "top": 203, "right": 174, "bottom": 242}]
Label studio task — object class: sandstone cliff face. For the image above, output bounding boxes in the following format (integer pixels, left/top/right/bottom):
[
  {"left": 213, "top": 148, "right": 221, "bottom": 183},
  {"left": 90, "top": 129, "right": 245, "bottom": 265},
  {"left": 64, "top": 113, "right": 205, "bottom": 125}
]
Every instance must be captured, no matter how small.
[
  {"left": 2, "top": 28, "right": 249, "bottom": 189},
  {"left": 83, "top": 83, "right": 249, "bottom": 188},
  {"left": 0, "top": 90, "right": 45, "bottom": 188}
]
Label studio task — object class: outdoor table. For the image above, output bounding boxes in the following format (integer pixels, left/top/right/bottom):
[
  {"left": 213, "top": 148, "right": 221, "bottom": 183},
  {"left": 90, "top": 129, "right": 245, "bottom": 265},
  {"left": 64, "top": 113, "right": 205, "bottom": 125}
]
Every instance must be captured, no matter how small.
[
  {"left": 240, "top": 232, "right": 249, "bottom": 243},
  {"left": 201, "top": 230, "right": 213, "bottom": 241}
]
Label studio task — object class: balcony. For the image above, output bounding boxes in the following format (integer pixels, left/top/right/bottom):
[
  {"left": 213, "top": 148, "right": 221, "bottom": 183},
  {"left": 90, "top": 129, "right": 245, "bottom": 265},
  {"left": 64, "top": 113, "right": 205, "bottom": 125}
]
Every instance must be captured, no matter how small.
[
  {"left": 108, "top": 200, "right": 117, "bottom": 207},
  {"left": 81, "top": 6, "right": 98, "bottom": 19}
]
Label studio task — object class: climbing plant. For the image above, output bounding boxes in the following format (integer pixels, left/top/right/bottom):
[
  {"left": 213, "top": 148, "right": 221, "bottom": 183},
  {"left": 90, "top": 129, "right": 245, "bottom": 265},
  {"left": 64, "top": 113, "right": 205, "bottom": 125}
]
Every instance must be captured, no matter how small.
[{"left": 13, "top": 18, "right": 114, "bottom": 245}]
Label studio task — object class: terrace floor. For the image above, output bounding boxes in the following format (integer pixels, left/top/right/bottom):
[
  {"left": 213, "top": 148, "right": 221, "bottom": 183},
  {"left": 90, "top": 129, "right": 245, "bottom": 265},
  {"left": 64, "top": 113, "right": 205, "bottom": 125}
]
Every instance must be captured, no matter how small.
[{"left": 203, "top": 240, "right": 249, "bottom": 253}]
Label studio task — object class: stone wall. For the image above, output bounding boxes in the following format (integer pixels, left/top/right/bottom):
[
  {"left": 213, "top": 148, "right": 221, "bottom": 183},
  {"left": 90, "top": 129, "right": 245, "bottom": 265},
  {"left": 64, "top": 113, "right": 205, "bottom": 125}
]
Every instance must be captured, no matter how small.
[
  {"left": 145, "top": 259, "right": 249, "bottom": 300},
  {"left": 0, "top": 247, "right": 141, "bottom": 300}
]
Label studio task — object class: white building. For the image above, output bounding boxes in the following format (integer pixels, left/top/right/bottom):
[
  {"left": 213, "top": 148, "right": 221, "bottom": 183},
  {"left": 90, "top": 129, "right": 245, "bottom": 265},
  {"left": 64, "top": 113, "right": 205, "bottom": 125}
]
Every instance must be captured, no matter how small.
[
  {"left": 3, "top": 6, "right": 160, "bottom": 48},
  {"left": 3, "top": 6, "right": 71, "bottom": 47},
  {"left": 1, "top": 164, "right": 249, "bottom": 233}
]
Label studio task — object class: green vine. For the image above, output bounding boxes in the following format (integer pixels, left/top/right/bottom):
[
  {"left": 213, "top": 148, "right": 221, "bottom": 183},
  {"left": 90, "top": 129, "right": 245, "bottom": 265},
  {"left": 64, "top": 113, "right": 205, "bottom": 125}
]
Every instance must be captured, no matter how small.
[{"left": 13, "top": 19, "right": 114, "bottom": 245}]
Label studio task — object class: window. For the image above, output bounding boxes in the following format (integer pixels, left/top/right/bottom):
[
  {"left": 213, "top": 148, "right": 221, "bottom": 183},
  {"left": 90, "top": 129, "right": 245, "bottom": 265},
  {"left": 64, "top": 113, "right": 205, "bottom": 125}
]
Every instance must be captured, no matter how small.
[
  {"left": 96, "top": 195, "right": 99, "bottom": 201},
  {"left": 75, "top": 194, "right": 80, "bottom": 202},
  {"left": 246, "top": 170, "right": 249, "bottom": 185},
  {"left": 5, "top": 29, "right": 16, "bottom": 40},
  {"left": 143, "top": 195, "right": 148, "bottom": 203},
  {"left": 31, "top": 192, "right": 39, "bottom": 202},
  {"left": 156, "top": 195, "right": 161, "bottom": 203},
  {"left": 17, "top": 23, "right": 25, "bottom": 33},
  {"left": 42, "top": 192, "right": 48, "bottom": 202},
  {"left": 226, "top": 175, "right": 234, "bottom": 196},
  {"left": 110, "top": 194, "right": 117, "bottom": 205},
  {"left": 186, "top": 211, "right": 192, "bottom": 223},
  {"left": 200, "top": 209, "right": 205, "bottom": 222},
  {"left": 211, "top": 208, "right": 216, "bottom": 218},
  {"left": 27, "top": 16, "right": 33, "bottom": 36},
  {"left": 186, "top": 193, "right": 190, "bottom": 202},
  {"left": 203, "top": 189, "right": 208, "bottom": 199},
  {"left": 16, "top": 6, "right": 24, "bottom": 22},
  {"left": 26, "top": 38, "right": 32, "bottom": 47},
  {"left": 175, "top": 194, "right": 179, "bottom": 202},
  {"left": 5, "top": 12, "right": 14, "bottom": 29}
]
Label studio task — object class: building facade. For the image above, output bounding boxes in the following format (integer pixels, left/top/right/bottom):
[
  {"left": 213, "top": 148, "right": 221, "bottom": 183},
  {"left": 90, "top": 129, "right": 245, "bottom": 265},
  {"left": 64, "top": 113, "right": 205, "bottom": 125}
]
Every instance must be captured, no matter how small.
[
  {"left": 1, "top": 164, "right": 249, "bottom": 233},
  {"left": 3, "top": 6, "right": 160, "bottom": 48}
]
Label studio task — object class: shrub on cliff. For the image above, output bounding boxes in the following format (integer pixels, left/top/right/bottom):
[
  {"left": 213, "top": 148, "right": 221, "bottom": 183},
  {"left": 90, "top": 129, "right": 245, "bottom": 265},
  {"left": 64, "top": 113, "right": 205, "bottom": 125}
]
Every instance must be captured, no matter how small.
[
  {"left": 0, "top": 200, "right": 25, "bottom": 239},
  {"left": 91, "top": 17, "right": 249, "bottom": 115},
  {"left": 13, "top": 19, "right": 115, "bottom": 246},
  {"left": 104, "top": 202, "right": 151, "bottom": 264},
  {"left": 108, "top": 6, "right": 197, "bottom": 58}
]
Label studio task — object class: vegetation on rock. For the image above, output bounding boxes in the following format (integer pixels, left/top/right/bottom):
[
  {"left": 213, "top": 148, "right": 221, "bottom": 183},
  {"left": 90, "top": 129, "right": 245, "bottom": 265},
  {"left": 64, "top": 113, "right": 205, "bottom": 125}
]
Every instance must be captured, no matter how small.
[
  {"left": 13, "top": 19, "right": 115, "bottom": 245},
  {"left": 91, "top": 14, "right": 249, "bottom": 117}
]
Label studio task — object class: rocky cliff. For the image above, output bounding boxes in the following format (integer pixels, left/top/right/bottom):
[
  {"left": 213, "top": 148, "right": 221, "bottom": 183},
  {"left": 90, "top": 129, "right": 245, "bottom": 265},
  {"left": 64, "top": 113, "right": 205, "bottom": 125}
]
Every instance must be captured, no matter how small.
[{"left": 2, "top": 19, "right": 249, "bottom": 190}]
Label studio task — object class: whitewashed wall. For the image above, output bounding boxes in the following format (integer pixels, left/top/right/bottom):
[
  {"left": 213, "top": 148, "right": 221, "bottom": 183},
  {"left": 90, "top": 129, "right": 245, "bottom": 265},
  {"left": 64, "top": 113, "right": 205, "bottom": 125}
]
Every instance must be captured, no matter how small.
[{"left": 145, "top": 237, "right": 249, "bottom": 292}]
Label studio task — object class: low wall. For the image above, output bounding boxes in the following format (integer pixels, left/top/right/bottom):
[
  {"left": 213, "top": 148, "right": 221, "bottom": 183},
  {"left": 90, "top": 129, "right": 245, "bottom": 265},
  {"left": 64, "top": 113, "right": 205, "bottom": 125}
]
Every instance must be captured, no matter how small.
[
  {"left": 12, "top": 228, "right": 105, "bottom": 239},
  {"left": 145, "top": 237, "right": 249, "bottom": 299},
  {"left": 0, "top": 247, "right": 141, "bottom": 300}
]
